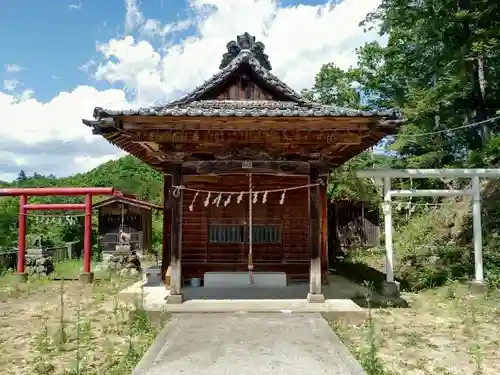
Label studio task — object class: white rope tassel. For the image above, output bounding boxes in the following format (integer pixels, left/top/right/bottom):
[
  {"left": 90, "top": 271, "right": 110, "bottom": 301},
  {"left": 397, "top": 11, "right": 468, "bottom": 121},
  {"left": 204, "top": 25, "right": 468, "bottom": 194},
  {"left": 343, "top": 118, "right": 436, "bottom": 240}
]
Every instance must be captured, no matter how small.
[
  {"left": 237, "top": 192, "right": 244, "bottom": 204},
  {"left": 172, "top": 186, "right": 182, "bottom": 197},
  {"left": 215, "top": 193, "right": 222, "bottom": 207},
  {"left": 204, "top": 192, "right": 211, "bottom": 207},
  {"left": 262, "top": 191, "right": 268, "bottom": 204},
  {"left": 253, "top": 192, "right": 258, "bottom": 204},
  {"left": 224, "top": 194, "right": 232, "bottom": 207},
  {"left": 279, "top": 190, "right": 286, "bottom": 205},
  {"left": 189, "top": 191, "right": 199, "bottom": 212}
]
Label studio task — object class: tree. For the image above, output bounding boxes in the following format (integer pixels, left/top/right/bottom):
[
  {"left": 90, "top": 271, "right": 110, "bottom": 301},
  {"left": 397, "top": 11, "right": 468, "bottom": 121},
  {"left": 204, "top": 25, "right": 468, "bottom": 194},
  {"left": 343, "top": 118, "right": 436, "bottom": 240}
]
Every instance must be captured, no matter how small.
[
  {"left": 16, "top": 170, "right": 27, "bottom": 182},
  {"left": 301, "top": 63, "right": 361, "bottom": 108},
  {"left": 356, "top": 0, "right": 500, "bottom": 168}
]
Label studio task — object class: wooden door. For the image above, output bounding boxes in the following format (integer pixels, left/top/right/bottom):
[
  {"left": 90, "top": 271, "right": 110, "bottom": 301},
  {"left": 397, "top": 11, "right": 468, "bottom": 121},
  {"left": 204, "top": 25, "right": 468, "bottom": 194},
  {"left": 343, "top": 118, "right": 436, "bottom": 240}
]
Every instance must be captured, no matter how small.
[
  {"left": 243, "top": 193, "right": 284, "bottom": 263},
  {"left": 206, "top": 198, "right": 246, "bottom": 263}
]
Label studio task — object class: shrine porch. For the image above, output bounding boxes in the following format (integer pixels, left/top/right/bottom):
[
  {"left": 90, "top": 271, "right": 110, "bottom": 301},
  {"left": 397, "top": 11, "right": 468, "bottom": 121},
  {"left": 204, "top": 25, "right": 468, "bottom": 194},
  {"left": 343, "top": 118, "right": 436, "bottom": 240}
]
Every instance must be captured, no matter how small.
[{"left": 119, "top": 274, "right": 368, "bottom": 323}]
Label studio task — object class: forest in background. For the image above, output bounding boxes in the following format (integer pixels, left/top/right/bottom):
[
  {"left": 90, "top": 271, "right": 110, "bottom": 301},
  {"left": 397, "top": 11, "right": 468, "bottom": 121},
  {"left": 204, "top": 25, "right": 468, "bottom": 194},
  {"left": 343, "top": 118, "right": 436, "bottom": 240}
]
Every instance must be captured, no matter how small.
[{"left": 2, "top": 0, "right": 500, "bottom": 289}]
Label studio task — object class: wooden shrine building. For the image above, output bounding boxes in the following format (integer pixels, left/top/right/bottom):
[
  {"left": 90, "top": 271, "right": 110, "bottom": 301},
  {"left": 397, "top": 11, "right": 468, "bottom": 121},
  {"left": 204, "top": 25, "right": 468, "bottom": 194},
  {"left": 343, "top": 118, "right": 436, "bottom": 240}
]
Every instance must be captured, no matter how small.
[
  {"left": 93, "top": 195, "right": 161, "bottom": 253},
  {"left": 83, "top": 32, "right": 402, "bottom": 303}
]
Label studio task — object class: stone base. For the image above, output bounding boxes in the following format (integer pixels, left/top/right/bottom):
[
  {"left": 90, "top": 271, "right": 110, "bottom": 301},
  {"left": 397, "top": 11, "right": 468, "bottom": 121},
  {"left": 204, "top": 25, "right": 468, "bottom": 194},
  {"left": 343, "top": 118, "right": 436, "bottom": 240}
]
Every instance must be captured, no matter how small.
[
  {"left": 15, "top": 272, "right": 28, "bottom": 284},
  {"left": 381, "top": 281, "right": 400, "bottom": 297},
  {"left": 307, "top": 293, "right": 326, "bottom": 303},
  {"left": 166, "top": 293, "right": 183, "bottom": 304},
  {"left": 115, "top": 244, "right": 131, "bottom": 253},
  {"left": 79, "top": 272, "right": 94, "bottom": 284},
  {"left": 468, "top": 280, "right": 487, "bottom": 294}
]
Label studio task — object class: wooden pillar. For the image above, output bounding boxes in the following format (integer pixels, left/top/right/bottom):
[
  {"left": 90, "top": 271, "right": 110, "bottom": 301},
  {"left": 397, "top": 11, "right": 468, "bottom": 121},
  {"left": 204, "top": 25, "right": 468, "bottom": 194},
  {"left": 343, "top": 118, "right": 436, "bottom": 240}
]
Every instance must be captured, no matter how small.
[
  {"left": 167, "top": 167, "right": 183, "bottom": 304},
  {"left": 147, "top": 211, "right": 153, "bottom": 254},
  {"left": 320, "top": 178, "right": 329, "bottom": 285},
  {"left": 307, "top": 167, "right": 325, "bottom": 303},
  {"left": 161, "top": 174, "right": 172, "bottom": 280}
]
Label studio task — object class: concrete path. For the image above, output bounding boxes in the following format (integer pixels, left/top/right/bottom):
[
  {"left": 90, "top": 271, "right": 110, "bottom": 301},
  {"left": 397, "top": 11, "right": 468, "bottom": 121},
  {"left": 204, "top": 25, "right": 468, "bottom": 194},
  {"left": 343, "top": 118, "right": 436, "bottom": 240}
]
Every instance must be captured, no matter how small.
[{"left": 133, "top": 313, "right": 366, "bottom": 375}]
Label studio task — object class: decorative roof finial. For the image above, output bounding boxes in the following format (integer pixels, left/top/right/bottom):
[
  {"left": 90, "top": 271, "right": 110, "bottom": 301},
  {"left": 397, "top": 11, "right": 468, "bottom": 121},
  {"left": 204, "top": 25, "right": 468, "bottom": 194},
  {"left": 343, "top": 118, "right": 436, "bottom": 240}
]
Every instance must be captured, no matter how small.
[{"left": 219, "top": 32, "right": 272, "bottom": 71}]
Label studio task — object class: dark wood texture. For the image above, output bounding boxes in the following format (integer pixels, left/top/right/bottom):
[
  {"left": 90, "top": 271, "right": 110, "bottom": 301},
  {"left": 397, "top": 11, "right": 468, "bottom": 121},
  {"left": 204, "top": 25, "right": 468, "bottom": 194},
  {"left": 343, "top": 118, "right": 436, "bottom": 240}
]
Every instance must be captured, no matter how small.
[
  {"left": 180, "top": 160, "right": 311, "bottom": 175},
  {"left": 170, "top": 171, "right": 182, "bottom": 264},
  {"left": 161, "top": 174, "right": 172, "bottom": 280},
  {"left": 180, "top": 174, "right": 311, "bottom": 281},
  {"left": 320, "top": 181, "right": 329, "bottom": 284},
  {"left": 309, "top": 169, "right": 320, "bottom": 261},
  {"left": 216, "top": 76, "right": 274, "bottom": 100},
  {"left": 330, "top": 201, "right": 380, "bottom": 254},
  {"left": 110, "top": 114, "right": 394, "bottom": 170},
  {"left": 97, "top": 202, "right": 152, "bottom": 253}
]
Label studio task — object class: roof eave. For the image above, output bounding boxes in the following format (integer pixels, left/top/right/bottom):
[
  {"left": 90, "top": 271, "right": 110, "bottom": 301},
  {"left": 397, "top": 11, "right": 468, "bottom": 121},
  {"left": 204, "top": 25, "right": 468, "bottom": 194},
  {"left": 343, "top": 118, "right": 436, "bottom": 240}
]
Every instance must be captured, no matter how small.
[{"left": 93, "top": 196, "right": 162, "bottom": 210}]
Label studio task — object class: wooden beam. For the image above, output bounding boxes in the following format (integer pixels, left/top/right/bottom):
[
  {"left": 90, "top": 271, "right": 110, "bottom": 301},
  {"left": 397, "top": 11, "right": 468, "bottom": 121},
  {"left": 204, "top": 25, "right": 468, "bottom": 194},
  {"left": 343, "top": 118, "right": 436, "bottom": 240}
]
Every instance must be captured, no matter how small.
[
  {"left": 161, "top": 174, "right": 172, "bottom": 281},
  {"left": 181, "top": 160, "right": 311, "bottom": 175},
  {"left": 309, "top": 161, "right": 335, "bottom": 176},
  {"left": 168, "top": 166, "right": 183, "bottom": 302},
  {"left": 121, "top": 116, "right": 378, "bottom": 129},
  {"left": 308, "top": 165, "right": 324, "bottom": 302},
  {"left": 130, "top": 128, "right": 363, "bottom": 145},
  {"left": 320, "top": 179, "right": 329, "bottom": 285}
]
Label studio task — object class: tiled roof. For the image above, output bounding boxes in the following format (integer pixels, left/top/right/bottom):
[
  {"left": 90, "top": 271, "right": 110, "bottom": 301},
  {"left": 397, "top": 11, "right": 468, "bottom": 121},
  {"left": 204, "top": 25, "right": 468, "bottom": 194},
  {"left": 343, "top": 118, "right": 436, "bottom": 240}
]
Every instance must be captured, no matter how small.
[
  {"left": 88, "top": 48, "right": 401, "bottom": 121},
  {"left": 92, "top": 99, "right": 396, "bottom": 118},
  {"left": 93, "top": 196, "right": 162, "bottom": 210}
]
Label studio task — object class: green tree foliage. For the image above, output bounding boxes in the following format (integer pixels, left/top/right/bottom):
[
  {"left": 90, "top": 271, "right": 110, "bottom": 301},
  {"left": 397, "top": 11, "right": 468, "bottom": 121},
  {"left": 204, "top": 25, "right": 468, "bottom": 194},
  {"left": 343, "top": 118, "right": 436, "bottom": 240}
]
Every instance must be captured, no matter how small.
[
  {"left": 301, "top": 63, "right": 361, "bottom": 109},
  {"left": 302, "top": 59, "right": 397, "bottom": 202},
  {"left": 0, "top": 156, "right": 163, "bottom": 252},
  {"left": 301, "top": 0, "right": 500, "bottom": 288},
  {"left": 356, "top": 0, "right": 500, "bottom": 168}
]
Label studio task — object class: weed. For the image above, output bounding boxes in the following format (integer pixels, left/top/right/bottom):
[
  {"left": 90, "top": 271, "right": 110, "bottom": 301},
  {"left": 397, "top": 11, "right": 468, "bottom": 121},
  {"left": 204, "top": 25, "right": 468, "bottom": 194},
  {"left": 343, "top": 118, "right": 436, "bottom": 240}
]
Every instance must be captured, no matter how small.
[
  {"left": 356, "top": 283, "right": 394, "bottom": 375},
  {"left": 32, "top": 316, "right": 56, "bottom": 375}
]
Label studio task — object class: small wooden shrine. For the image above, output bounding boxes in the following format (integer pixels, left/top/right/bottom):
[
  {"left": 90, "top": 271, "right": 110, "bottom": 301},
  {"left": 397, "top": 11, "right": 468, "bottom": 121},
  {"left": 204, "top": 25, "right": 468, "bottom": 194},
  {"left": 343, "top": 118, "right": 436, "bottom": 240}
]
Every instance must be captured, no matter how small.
[
  {"left": 93, "top": 195, "right": 161, "bottom": 253},
  {"left": 83, "top": 32, "right": 403, "bottom": 303}
]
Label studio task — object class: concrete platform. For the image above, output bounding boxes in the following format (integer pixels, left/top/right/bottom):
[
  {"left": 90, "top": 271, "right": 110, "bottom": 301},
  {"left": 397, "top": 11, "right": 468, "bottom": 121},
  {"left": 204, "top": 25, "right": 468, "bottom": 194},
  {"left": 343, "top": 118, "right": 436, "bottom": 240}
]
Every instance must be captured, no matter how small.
[
  {"left": 204, "top": 271, "right": 287, "bottom": 287},
  {"left": 119, "top": 281, "right": 367, "bottom": 324},
  {"left": 162, "top": 299, "right": 366, "bottom": 324},
  {"left": 132, "top": 313, "right": 366, "bottom": 375}
]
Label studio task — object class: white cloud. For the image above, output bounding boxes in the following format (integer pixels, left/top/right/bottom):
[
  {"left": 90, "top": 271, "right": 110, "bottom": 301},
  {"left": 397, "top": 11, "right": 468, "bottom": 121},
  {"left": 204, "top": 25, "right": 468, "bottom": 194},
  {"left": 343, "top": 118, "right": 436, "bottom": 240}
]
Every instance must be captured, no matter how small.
[
  {"left": 5, "top": 64, "right": 24, "bottom": 73},
  {"left": 73, "top": 155, "right": 119, "bottom": 170},
  {"left": 92, "top": 0, "right": 382, "bottom": 104},
  {"left": 3, "top": 79, "right": 20, "bottom": 91},
  {"left": 0, "top": 87, "right": 129, "bottom": 180},
  {"left": 0, "top": 0, "right": 383, "bottom": 181},
  {"left": 68, "top": 2, "right": 83, "bottom": 10}
]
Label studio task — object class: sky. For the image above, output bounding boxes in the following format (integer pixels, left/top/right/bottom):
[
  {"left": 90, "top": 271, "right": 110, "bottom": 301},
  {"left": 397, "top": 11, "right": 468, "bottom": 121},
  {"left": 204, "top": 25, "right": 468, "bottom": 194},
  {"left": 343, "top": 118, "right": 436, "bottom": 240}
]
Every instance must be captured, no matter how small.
[{"left": 0, "top": 0, "right": 383, "bottom": 182}]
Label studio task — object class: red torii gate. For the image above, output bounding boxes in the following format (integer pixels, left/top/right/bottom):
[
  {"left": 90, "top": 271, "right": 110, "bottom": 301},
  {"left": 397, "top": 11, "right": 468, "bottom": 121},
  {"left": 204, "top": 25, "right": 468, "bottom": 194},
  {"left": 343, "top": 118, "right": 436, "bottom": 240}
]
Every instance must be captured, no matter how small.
[{"left": 0, "top": 187, "right": 122, "bottom": 283}]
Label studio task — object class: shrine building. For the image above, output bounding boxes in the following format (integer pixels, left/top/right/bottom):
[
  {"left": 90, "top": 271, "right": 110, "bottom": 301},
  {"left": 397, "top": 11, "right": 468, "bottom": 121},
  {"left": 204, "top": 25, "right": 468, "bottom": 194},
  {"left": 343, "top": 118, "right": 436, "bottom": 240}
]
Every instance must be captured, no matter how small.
[{"left": 83, "top": 32, "right": 402, "bottom": 303}]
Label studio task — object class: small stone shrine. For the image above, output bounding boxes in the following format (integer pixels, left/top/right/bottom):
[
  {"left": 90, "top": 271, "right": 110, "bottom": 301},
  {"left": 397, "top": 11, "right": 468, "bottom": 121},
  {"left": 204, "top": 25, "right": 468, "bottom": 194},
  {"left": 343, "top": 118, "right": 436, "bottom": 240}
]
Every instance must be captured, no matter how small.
[
  {"left": 106, "top": 229, "right": 142, "bottom": 276},
  {"left": 26, "top": 248, "right": 55, "bottom": 276}
]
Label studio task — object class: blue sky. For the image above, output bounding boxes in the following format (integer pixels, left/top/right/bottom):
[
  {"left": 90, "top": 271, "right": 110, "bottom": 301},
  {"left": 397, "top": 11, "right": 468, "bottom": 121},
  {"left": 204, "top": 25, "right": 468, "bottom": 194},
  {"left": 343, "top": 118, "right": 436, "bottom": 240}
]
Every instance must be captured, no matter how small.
[
  {"left": 0, "top": 0, "right": 383, "bottom": 181},
  {"left": 1, "top": 0, "right": 190, "bottom": 101}
]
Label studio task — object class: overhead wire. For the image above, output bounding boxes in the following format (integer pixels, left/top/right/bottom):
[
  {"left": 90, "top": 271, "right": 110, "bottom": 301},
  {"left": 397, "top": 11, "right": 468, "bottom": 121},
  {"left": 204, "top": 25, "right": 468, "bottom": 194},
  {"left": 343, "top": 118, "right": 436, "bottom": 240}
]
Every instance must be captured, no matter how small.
[{"left": 391, "top": 114, "right": 500, "bottom": 138}]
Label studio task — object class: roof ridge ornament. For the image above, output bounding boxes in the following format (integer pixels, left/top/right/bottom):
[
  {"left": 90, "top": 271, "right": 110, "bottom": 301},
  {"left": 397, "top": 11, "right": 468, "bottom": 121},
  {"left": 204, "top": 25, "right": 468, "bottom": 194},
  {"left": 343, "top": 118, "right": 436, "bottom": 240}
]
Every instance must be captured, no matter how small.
[{"left": 219, "top": 32, "right": 272, "bottom": 71}]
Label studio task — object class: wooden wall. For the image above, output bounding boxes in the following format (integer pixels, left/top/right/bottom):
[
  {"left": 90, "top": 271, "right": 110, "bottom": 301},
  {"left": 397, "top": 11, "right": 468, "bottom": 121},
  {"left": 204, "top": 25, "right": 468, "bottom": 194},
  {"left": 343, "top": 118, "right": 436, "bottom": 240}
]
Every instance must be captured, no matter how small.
[
  {"left": 216, "top": 80, "right": 274, "bottom": 100},
  {"left": 97, "top": 202, "right": 153, "bottom": 253},
  {"left": 180, "top": 174, "right": 310, "bottom": 282},
  {"left": 328, "top": 200, "right": 380, "bottom": 263}
]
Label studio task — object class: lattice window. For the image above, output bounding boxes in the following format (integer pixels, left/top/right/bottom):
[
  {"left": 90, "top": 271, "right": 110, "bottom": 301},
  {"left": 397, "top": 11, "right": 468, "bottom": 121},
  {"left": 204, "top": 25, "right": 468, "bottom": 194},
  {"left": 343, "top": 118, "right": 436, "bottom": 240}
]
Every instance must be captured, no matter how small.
[
  {"left": 208, "top": 225, "right": 244, "bottom": 243},
  {"left": 251, "top": 225, "right": 281, "bottom": 244},
  {"left": 208, "top": 224, "right": 282, "bottom": 244}
]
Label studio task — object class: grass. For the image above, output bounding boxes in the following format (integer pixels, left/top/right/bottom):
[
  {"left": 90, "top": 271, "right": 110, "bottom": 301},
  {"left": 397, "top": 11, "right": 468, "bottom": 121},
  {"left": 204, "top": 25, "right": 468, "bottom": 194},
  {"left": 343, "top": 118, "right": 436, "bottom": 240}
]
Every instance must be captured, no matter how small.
[
  {"left": 330, "top": 281, "right": 500, "bottom": 375},
  {"left": 0, "top": 260, "right": 169, "bottom": 375}
]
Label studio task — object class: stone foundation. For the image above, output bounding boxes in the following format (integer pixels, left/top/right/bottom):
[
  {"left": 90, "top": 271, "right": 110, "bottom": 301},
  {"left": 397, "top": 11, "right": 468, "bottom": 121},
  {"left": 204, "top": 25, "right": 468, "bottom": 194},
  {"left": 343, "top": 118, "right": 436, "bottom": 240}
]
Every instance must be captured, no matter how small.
[
  {"left": 106, "top": 246, "right": 142, "bottom": 277},
  {"left": 26, "top": 248, "right": 55, "bottom": 276}
]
